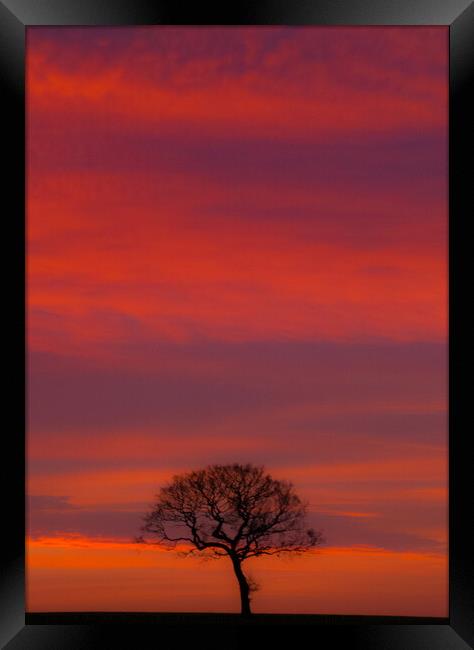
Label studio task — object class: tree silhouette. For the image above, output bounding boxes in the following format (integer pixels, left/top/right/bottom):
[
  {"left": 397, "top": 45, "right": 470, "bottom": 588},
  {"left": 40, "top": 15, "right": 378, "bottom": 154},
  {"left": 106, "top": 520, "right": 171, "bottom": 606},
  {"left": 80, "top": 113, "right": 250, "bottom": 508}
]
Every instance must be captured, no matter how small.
[{"left": 138, "top": 463, "right": 323, "bottom": 615}]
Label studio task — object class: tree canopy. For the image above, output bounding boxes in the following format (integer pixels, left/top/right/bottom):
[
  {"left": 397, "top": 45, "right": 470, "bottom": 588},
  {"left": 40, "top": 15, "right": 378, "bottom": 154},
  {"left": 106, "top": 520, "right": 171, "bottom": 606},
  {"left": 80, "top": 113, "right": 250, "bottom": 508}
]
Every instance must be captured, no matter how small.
[{"left": 139, "top": 463, "right": 323, "bottom": 615}]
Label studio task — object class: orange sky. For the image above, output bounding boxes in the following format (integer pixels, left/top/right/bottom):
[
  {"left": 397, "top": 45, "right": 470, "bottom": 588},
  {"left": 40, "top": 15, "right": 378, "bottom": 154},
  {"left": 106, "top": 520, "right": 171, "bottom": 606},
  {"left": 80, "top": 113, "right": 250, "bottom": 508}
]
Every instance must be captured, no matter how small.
[
  {"left": 27, "top": 536, "right": 447, "bottom": 616},
  {"left": 26, "top": 26, "right": 448, "bottom": 615}
]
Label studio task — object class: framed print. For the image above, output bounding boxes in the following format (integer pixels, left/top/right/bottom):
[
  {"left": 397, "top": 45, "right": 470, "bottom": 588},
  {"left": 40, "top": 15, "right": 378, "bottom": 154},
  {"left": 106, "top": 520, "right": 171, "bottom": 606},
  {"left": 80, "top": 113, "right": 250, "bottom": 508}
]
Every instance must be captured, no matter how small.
[{"left": 1, "top": 1, "right": 472, "bottom": 648}]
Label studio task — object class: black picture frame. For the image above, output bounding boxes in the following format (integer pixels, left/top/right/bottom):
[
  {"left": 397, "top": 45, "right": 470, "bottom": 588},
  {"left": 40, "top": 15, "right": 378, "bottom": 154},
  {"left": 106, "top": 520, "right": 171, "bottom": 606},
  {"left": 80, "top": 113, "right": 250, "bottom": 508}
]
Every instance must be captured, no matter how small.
[{"left": 2, "top": 1, "right": 472, "bottom": 648}]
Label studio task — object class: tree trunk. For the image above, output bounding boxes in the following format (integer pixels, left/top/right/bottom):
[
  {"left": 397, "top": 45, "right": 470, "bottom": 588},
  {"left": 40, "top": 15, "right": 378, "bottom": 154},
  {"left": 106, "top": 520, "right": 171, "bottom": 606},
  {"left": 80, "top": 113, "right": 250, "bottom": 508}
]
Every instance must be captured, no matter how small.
[{"left": 230, "top": 554, "right": 251, "bottom": 616}]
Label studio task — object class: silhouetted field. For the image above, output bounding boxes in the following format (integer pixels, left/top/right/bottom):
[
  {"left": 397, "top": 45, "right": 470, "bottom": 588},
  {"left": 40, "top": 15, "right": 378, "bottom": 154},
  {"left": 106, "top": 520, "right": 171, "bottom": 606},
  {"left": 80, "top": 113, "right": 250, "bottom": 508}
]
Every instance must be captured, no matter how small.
[{"left": 26, "top": 612, "right": 447, "bottom": 626}]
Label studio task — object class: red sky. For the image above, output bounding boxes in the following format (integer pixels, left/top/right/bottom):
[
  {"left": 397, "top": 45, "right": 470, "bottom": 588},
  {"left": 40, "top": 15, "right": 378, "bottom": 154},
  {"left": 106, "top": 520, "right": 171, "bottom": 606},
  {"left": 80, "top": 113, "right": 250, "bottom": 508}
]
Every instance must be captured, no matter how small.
[{"left": 26, "top": 26, "right": 448, "bottom": 615}]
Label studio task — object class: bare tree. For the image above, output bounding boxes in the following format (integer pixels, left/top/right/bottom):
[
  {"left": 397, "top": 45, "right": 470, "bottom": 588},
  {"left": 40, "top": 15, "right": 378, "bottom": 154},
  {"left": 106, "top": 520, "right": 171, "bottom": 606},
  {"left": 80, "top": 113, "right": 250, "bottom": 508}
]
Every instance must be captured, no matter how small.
[{"left": 138, "top": 463, "right": 323, "bottom": 615}]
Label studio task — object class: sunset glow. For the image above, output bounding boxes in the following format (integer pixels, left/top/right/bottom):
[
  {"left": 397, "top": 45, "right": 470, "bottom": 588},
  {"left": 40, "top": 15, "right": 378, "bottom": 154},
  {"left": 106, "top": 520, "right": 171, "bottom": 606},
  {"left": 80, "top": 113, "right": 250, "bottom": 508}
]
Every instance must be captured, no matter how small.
[{"left": 27, "top": 26, "right": 448, "bottom": 615}]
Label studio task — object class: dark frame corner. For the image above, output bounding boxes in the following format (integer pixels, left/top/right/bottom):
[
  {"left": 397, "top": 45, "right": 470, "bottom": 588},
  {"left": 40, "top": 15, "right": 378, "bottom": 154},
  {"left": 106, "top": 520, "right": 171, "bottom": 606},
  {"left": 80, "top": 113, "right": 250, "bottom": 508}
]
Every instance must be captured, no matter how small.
[{"left": 2, "top": 0, "right": 472, "bottom": 648}]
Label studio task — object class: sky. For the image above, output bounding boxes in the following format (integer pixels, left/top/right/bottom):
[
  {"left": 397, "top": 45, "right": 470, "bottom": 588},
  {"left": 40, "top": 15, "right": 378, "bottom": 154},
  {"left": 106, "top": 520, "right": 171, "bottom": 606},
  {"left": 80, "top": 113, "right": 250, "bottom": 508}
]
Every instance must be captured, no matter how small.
[{"left": 26, "top": 26, "right": 448, "bottom": 616}]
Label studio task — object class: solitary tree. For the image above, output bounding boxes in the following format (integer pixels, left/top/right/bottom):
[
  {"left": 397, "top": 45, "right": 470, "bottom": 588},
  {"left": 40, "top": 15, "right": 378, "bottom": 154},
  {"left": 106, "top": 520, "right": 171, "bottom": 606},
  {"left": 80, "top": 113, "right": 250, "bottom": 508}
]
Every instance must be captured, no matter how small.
[{"left": 138, "top": 463, "right": 323, "bottom": 615}]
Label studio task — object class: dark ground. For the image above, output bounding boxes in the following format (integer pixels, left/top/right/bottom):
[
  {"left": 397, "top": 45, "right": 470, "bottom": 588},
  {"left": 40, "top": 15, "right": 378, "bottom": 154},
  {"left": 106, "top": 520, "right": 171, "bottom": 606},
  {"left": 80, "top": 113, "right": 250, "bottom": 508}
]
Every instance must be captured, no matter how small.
[
  {"left": 10, "top": 614, "right": 456, "bottom": 650},
  {"left": 26, "top": 612, "right": 447, "bottom": 625}
]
